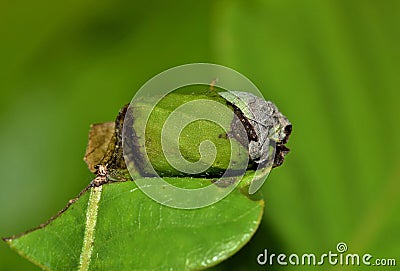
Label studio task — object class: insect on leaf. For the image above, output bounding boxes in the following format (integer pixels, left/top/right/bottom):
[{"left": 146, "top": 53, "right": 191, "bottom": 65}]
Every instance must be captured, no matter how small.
[{"left": 3, "top": 99, "right": 265, "bottom": 271}]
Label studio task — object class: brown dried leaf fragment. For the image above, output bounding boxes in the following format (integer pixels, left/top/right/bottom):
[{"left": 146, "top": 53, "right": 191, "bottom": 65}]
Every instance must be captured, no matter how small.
[{"left": 84, "top": 122, "right": 115, "bottom": 173}]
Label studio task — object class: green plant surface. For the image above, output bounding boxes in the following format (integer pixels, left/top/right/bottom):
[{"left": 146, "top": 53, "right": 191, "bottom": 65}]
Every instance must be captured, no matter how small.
[
  {"left": 5, "top": 179, "right": 263, "bottom": 271},
  {"left": 131, "top": 90, "right": 250, "bottom": 176},
  {"left": 1, "top": 1, "right": 399, "bottom": 271}
]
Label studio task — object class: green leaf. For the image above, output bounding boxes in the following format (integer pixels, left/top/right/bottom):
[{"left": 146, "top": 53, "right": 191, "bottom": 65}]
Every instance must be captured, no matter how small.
[{"left": 4, "top": 178, "right": 263, "bottom": 270}]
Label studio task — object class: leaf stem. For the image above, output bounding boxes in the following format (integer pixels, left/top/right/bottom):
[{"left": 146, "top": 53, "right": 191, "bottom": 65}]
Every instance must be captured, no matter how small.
[{"left": 78, "top": 185, "right": 103, "bottom": 271}]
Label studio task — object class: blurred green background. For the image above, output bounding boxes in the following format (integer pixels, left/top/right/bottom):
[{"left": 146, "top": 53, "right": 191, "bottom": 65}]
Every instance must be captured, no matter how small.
[{"left": 1, "top": 0, "right": 399, "bottom": 270}]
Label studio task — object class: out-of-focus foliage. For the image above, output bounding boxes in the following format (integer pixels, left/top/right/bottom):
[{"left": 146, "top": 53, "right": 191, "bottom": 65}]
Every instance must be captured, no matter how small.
[{"left": 0, "top": 0, "right": 399, "bottom": 270}]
